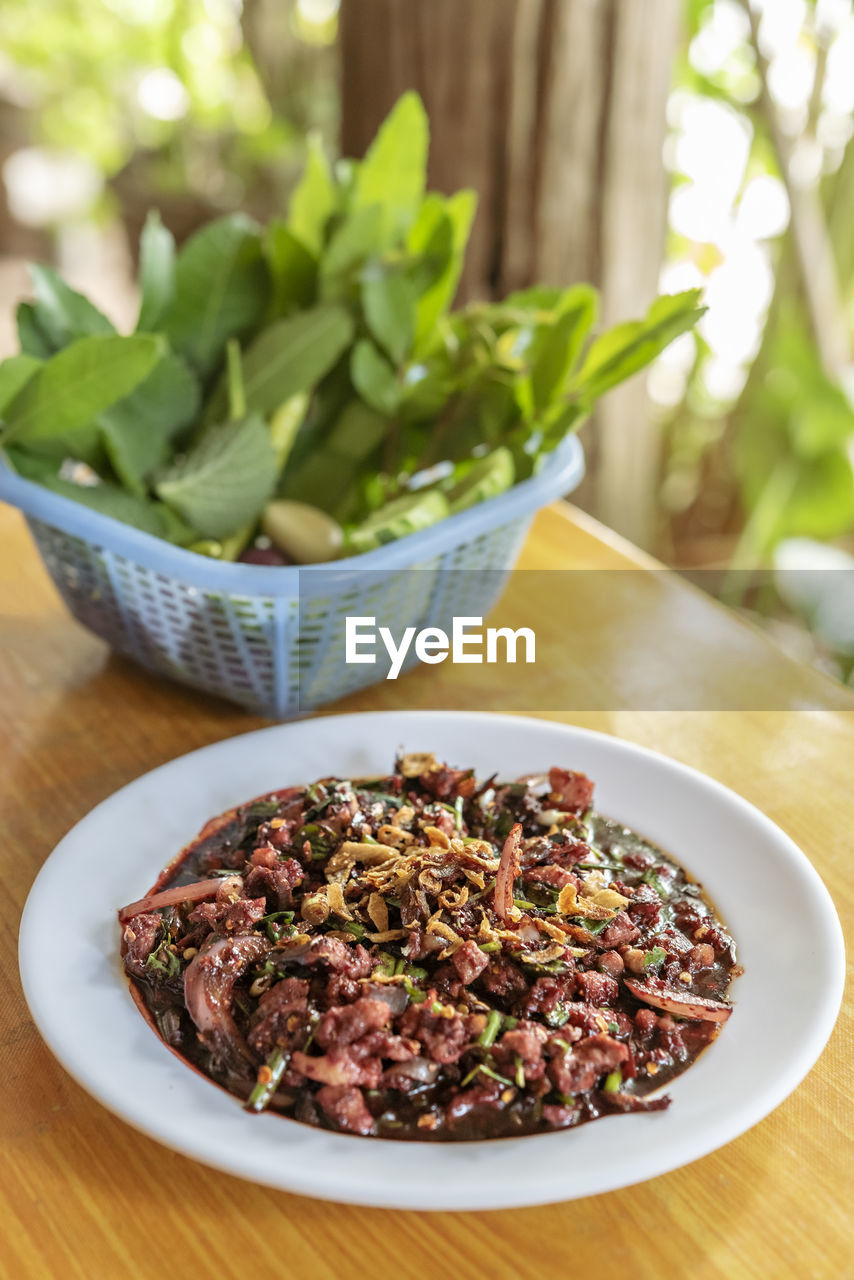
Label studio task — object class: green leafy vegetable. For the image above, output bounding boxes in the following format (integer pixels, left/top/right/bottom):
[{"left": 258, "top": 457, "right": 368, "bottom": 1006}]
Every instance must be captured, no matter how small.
[
  {"left": 265, "top": 219, "right": 317, "bottom": 318},
  {"left": 410, "top": 190, "right": 477, "bottom": 353},
  {"left": 40, "top": 475, "right": 194, "bottom": 542},
  {"left": 2, "top": 334, "right": 160, "bottom": 456},
  {"left": 0, "top": 355, "right": 41, "bottom": 414},
  {"left": 288, "top": 133, "right": 338, "bottom": 256},
  {"left": 529, "top": 285, "right": 597, "bottom": 411},
  {"left": 29, "top": 264, "right": 115, "bottom": 347},
  {"left": 155, "top": 415, "right": 277, "bottom": 538},
  {"left": 16, "top": 302, "right": 58, "bottom": 359},
  {"left": 573, "top": 290, "right": 706, "bottom": 402},
  {"left": 351, "top": 339, "right": 400, "bottom": 415},
  {"left": 164, "top": 214, "right": 269, "bottom": 378},
  {"left": 100, "top": 355, "right": 200, "bottom": 493},
  {"left": 361, "top": 269, "right": 415, "bottom": 365},
  {"left": 353, "top": 90, "right": 429, "bottom": 239},
  {"left": 136, "top": 209, "right": 175, "bottom": 333},
  {"left": 229, "top": 304, "right": 353, "bottom": 419},
  {"left": 0, "top": 92, "right": 705, "bottom": 565}
]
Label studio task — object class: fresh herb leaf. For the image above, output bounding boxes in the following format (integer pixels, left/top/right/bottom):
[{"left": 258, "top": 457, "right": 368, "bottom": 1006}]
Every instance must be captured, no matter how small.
[
  {"left": 29, "top": 264, "right": 115, "bottom": 348},
  {"left": 164, "top": 214, "right": 269, "bottom": 379},
  {"left": 223, "top": 304, "right": 353, "bottom": 420},
  {"left": 16, "top": 302, "right": 58, "bottom": 359},
  {"left": 100, "top": 354, "right": 200, "bottom": 493},
  {"left": 640, "top": 867, "right": 669, "bottom": 897},
  {"left": 573, "top": 289, "right": 706, "bottom": 403},
  {"left": 321, "top": 205, "right": 388, "bottom": 288},
  {"left": 145, "top": 939, "right": 181, "bottom": 979},
  {"left": 155, "top": 415, "right": 277, "bottom": 538},
  {"left": 361, "top": 268, "right": 416, "bottom": 365},
  {"left": 351, "top": 340, "right": 400, "bottom": 415},
  {"left": 529, "top": 285, "right": 597, "bottom": 412},
  {"left": 410, "top": 190, "right": 477, "bottom": 354},
  {"left": 353, "top": 90, "right": 429, "bottom": 240},
  {"left": 39, "top": 476, "right": 194, "bottom": 542},
  {"left": 136, "top": 209, "right": 175, "bottom": 333},
  {"left": 288, "top": 132, "right": 338, "bottom": 256},
  {"left": 0, "top": 355, "right": 41, "bottom": 414},
  {"left": 579, "top": 917, "right": 609, "bottom": 935},
  {"left": 2, "top": 334, "right": 160, "bottom": 455},
  {"left": 643, "top": 947, "right": 667, "bottom": 968},
  {"left": 265, "top": 218, "right": 317, "bottom": 317}
]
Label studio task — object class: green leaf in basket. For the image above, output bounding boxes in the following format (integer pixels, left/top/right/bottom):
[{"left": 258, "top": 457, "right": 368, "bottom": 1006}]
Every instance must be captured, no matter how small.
[
  {"left": 351, "top": 340, "right": 400, "bottom": 415},
  {"left": 409, "top": 190, "right": 477, "bottom": 355},
  {"left": 155, "top": 415, "right": 277, "bottom": 538},
  {"left": 325, "top": 398, "right": 389, "bottom": 461},
  {"left": 163, "top": 214, "right": 269, "bottom": 379},
  {"left": 446, "top": 447, "right": 515, "bottom": 514},
  {"left": 136, "top": 209, "right": 176, "bottom": 333},
  {"left": 572, "top": 289, "right": 705, "bottom": 403},
  {"left": 361, "top": 268, "right": 415, "bottom": 366},
  {"left": 39, "top": 475, "right": 195, "bottom": 543},
  {"left": 27, "top": 264, "right": 115, "bottom": 351},
  {"left": 288, "top": 133, "right": 338, "bottom": 257},
  {"left": 2, "top": 334, "right": 161, "bottom": 457},
  {"left": 205, "top": 304, "right": 353, "bottom": 424},
  {"left": 529, "top": 285, "right": 597, "bottom": 412},
  {"left": 2, "top": 446, "right": 62, "bottom": 483},
  {"left": 264, "top": 218, "right": 317, "bottom": 318},
  {"left": 16, "top": 302, "right": 58, "bottom": 359},
  {"left": 347, "top": 489, "right": 449, "bottom": 554},
  {"left": 320, "top": 205, "right": 388, "bottom": 291},
  {"left": 352, "top": 91, "right": 428, "bottom": 239},
  {"left": 100, "top": 354, "right": 201, "bottom": 493},
  {"left": 0, "top": 355, "right": 41, "bottom": 414}
]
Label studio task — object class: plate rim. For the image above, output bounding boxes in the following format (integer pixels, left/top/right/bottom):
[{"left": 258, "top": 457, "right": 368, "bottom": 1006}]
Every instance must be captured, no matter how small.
[{"left": 18, "top": 710, "right": 846, "bottom": 1210}]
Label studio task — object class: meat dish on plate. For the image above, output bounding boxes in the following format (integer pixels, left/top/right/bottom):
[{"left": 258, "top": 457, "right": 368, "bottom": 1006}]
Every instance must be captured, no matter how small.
[{"left": 119, "top": 752, "right": 739, "bottom": 1140}]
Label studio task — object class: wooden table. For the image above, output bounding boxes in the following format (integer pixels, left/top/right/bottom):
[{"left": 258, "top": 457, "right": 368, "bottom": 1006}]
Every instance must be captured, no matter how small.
[{"left": 1, "top": 501, "right": 851, "bottom": 1280}]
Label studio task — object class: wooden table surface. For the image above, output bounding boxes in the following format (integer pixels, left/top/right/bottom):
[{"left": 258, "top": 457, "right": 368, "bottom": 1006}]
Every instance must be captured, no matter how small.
[{"left": 1, "top": 500, "right": 851, "bottom": 1280}]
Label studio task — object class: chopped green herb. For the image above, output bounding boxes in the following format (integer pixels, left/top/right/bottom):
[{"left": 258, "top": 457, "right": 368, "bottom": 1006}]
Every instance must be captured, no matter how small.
[
  {"left": 243, "top": 800, "right": 281, "bottom": 820},
  {"left": 514, "top": 1054, "right": 526, "bottom": 1088},
  {"left": 640, "top": 867, "right": 669, "bottom": 897},
  {"left": 478, "top": 1008, "right": 504, "bottom": 1047},
  {"left": 341, "top": 921, "right": 367, "bottom": 939},
  {"left": 245, "top": 1048, "right": 287, "bottom": 1113},
  {"left": 603, "top": 1070, "right": 622, "bottom": 1093},
  {"left": 477, "top": 940, "right": 501, "bottom": 953},
  {"left": 643, "top": 946, "right": 667, "bottom": 968},
  {"left": 144, "top": 939, "right": 180, "bottom": 979},
  {"left": 461, "top": 1061, "right": 513, "bottom": 1089},
  {"left": 454, "top": 796, "right": 464, "bottom": 833},
  {"left": 255, "top": 909, "right": 296, "bottom": 943}
]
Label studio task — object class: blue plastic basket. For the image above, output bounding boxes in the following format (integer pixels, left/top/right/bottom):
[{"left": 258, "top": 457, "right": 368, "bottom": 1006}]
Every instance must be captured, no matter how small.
[{"left": 0, "top": 436, "right": 584, "bottom": 717}]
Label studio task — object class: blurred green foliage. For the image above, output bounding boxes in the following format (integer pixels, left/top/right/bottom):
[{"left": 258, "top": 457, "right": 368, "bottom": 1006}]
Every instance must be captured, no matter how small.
[
  {"left": 663, "top": 0, "right": 854, "bottom": 574},
  {"left": 0, "top": 0, "right": 336, "bottom": 214}
]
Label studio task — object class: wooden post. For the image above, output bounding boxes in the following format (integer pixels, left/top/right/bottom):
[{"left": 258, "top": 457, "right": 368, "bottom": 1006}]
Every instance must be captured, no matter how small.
[{"left": 338, "top": 0, "right": 679, "bottom": 547}]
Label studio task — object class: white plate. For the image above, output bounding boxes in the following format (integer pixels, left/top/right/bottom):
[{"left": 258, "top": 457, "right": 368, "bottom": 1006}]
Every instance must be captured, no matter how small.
[{"left": 19, "top": 712, "right": 844, "bottom": 1210}]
